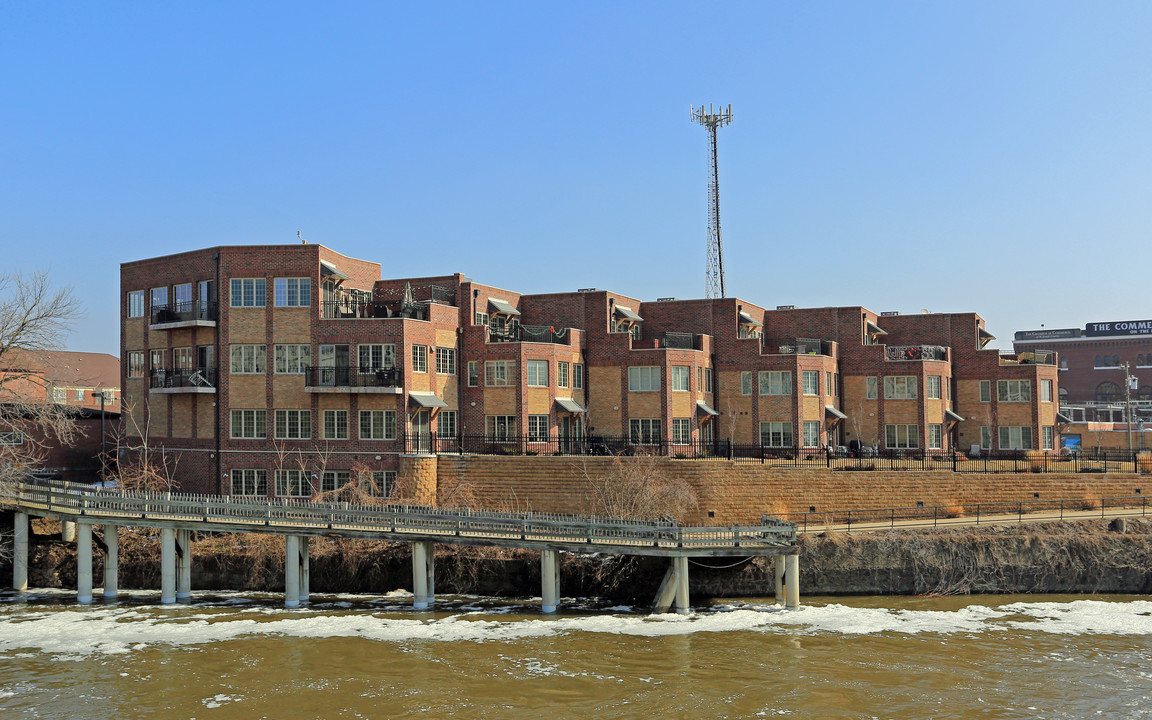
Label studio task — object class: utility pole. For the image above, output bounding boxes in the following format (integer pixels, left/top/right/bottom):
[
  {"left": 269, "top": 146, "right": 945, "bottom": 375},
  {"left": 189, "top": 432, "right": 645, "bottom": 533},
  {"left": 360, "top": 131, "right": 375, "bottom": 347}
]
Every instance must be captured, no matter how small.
[
  {"left": 691, "top": 104, "right": 732, "bottom": 299},
  {"left": 1123, "top": 362, "right": 1135, "bottom": 456}
]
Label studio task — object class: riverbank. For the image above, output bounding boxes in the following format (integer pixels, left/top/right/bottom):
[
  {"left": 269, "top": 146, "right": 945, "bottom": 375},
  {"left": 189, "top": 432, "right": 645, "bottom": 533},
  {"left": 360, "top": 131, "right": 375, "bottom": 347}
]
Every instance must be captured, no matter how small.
[{"left": 7, "top": 517, "right": 1151, "bottom": 601}]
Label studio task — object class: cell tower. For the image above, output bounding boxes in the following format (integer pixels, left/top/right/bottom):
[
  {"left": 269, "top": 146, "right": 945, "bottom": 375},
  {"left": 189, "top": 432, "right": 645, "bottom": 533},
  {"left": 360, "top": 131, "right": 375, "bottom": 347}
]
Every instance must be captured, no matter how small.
[{"left": 691, "top": 103, "right": 732, "bottom": 299}]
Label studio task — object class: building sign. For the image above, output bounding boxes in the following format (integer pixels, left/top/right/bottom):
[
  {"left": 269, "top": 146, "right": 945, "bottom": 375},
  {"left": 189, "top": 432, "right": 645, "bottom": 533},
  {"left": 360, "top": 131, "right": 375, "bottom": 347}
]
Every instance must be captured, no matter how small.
[
  {"left": 1014, "top": 328, "right": 1081, "bottom": 341},
  {"left": 1084, "top": 320, "right": 1152, "bottom": 337}
]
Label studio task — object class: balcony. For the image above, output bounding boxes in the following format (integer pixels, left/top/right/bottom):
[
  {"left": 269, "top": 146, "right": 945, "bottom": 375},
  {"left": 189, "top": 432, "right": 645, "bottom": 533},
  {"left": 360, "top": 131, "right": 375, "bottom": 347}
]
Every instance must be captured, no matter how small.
[
  {"left": 658, "top": 332, "right": 698, "bottom": 350},
  {"left": 886, "top": 345, "right": 947, "bottom": 362},
  {"left": 320, "top": 284, "right": 456, "bottom": 320},
  {"left": 149, "top": 368, "right": 217, "bottom": 393},
  {"left": 764, "top": 338, "right": 834, "bottom": 357},
  {"left": 488, "top": 324, "right": 573, "bottom": 345},
  {"left": 1005, "top": 350, "right": 1057, "bottom": 366},
  {"left": 304, "top": 366, "right": 403, "bottom": 393},
  {"left": 150, "top": 301, "right": 217, "bottom": 329}
]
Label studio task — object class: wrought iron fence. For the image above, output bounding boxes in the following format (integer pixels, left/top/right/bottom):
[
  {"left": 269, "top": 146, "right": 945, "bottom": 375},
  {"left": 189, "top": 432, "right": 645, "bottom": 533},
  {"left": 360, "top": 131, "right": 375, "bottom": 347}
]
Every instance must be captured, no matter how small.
[
  {"left": 885, "top": 345, "right": 948, "bottom": 361},
  {"left": 763, "top": 338, "right": 834, "bottom": 356},
  {"left": 954, "top": 449, "right": 1150, "bottom": 475},
  {"left": 149, "top": 367, "right": 217, "bottom": 389},
  {"left": 303, "top": 366, "right": 403, "bottom": 389},
  {"left": 151, "top": 301, "right": 217, "bottom": 324},
  {"left": 488, "top": 324, "right": 572, "bottom": 344}
]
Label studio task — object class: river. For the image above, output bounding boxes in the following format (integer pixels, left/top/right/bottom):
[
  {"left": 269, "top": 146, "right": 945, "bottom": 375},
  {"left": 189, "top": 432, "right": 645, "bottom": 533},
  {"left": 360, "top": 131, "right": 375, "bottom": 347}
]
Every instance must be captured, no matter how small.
[{"left": 1, "top": 590, "right": 1150, "bottom": 719}]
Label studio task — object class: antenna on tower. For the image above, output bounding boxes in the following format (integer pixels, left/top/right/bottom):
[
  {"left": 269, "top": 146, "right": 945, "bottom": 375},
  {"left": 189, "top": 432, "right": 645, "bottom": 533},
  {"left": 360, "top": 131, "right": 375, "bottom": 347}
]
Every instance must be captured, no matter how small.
[{"left": 691, "top": 103, "right": 732, "bottom": 299}]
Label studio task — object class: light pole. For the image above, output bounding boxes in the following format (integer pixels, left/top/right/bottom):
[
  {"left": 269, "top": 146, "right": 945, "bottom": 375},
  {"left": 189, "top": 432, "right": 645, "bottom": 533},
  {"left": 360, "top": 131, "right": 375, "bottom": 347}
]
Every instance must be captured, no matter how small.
[
  {"left": 91, "top": 391, "right": 107, "bottom": 487},
  {"left": 1122, "top": 362, "right": 1135, "bottom": 457}
]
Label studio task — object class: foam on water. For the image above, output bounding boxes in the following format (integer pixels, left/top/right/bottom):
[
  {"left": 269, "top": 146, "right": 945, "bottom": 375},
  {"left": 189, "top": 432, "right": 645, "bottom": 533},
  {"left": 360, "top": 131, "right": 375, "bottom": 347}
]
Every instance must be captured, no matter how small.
[{"left": 1, "top": 596, "right": 1151, "bottom": 659}]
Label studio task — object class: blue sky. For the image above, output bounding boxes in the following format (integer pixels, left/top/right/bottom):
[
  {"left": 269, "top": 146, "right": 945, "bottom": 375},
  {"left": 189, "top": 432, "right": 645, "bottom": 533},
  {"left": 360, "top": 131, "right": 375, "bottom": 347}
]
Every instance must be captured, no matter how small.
[{"left": 3, "top": 2, "right": 1149, "bottom": 357}]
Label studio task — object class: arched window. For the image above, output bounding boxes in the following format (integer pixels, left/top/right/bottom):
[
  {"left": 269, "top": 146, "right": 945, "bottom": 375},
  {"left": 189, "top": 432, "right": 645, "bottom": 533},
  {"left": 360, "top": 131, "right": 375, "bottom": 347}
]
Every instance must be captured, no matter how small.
[
  {"left": 1113, "top": 354, "right": 1121, "bottom": 366},
  {"left": 1096, "top": 381, "right": 1121, "bottom": 402},
  {"left": 1059, "top": 387, "right": 1068, "bottom": 398},
  {"left": 1139, "top": 386, "right": 1152, "bottom": 401},
  {"left": 1095, "top": 355, "right": 1104, "bottom": 368}
]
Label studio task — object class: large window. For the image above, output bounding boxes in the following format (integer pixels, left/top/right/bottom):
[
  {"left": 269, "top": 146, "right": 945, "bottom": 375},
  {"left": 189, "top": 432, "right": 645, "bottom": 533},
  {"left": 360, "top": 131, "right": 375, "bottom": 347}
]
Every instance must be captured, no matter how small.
[
  {"left": 999, "top": 426, "right": 1033, "bottom": 450},
  {"left": 412, "top": 345, "right": 428, "bottom": 373},
  {"left": 928, "top": 424, "right": 943, "bottom": 450},
  {"left": 671, "top": 366, "right": 691, "bottom": 391},
  {"left": 231, "top": 469, "right": 267, "bottom": 497},
  {"left": 360, "top": 409, "right": 397, "bottom": 440},
  {"left": 628, "top": 366, "right": 660, "bottom": 392},
  {"left": 527, "top": 415, "right": 549, "bottom": 442},
  {"left": 436, "top": 347, "right": 457, "bottom": 375},
  {"left": 760, "top": 422, "right": 793, "bottom": 448},
  {"left": 230, "top": 410, "right": 267, "bottom": 439},
  {"left": 526, "top": 360, "right": 549, "bottom": 387},
  {"left": 174, "top": 283, "right": 192, "bottom": 308},
  {"left": 273, "top": 278, "right": 310, "bottom": 307},
  {"left": 557, "top": 361, "right": 570, "bottom": 388},
  {"left": 359, "top": 344, "right": 396, "bottom": 371},
  {"left": 150, "top": 287, "right": 168, "bottom": 311},
  {"left": 741, "top": 371, "right": 753, "bottom": 396},
  {"left": 467, "top": 361, "right": 479, "bottom": 387},
  {"left": 703, "top": 368, "right": 713, "bottom": 393},
  {"left": 1095, "top": 382, "right": 1121, "bottom": 402},
  {"left": 274, "top": 344, "right": 309, "bottom": 374},
  {"left": 979, "top": 380, "right": 992, "bottom": 402},
  {"left": 672, "top": 418, "right": 691, "bottom": 445},
  {"left": 1042, "top": 426, "right": 1054, "bottom": 450},
  {"left": 486, "top": 360, "right": 515, "bottom": 386},
  {"left": 866, "top": 376, "right": 878, "bottom": 399},
  {"left": 0, "top": 431, "right": 24, "bottom": 445},
  {"left": 172, "top": 347, "right": 194, "bottom": 370},
  {"left": 927, "top": 376, "right": 942, "bottom": 400},
  {"left": 438, "top": 410, "right": 457, "bottom": 439},
  {"left": 230, "top": 278, "right": 266, "bottom": 307},
  {"left": 127, "top": 351, "right": 145, "bottom": 378},
  {"left": 629, "top": 419, "right": 661, "bottom": 445},
  {"left": 322, "top": 410, "right": 348, "bottom": 440},
  {"left": 370, "top": 471, "right": 396, "bottom": 498},
  {"left": 275, "top": 409, "right": 311, "bottom": 439},
  {"left": 759, "top": 371, "right": 791, "bottom": 396},
  {"left": 230, "top": 344, "right": 265, "bottom": 374},
  {"left": 884, "top": 376, "right": 917, "bottom": 399},
  {"left": 1041, "top": 379, "right": 1053, "bottom": 402},
  {"left": 275, "top": 470, "right": 311, "bottom": 497},
  {"left": 572, "top": 363, "right": 584, "bottom": 390},
  {"left": 802, "top": 421, "right": 821, "bottom": 447},
  {"left": 885, "top": 424, "right": 918, "bottom": 449},
  {"left": 127, "top": 291, "right": 145, "bottom": 318},
  {"left": 486, "top": 415, "right": 516, "bottom": 441},
  {"left": 322, "top": 471, "right": 350, "bottom": 494},
  {"left": 802, "top": 371, "right": 819, "bottom": 396},
  {"left": 997, "top": 380, "right": 1032, "bottom": 402}
]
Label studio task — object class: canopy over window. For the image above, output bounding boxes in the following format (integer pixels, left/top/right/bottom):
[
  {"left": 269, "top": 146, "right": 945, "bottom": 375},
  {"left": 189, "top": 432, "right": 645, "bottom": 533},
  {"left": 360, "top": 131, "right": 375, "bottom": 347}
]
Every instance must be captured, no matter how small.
[
  {"left": 738, "top": 311, "right": 762, "bottom": 327},
  {"left": 614, "top": 305, "right": 643, "bottom": 322},
  {"left": 696, "top": 400, "right": 720, "bottom": 417},
  {"left": 555, "top": 398, "right": 587, "bottom": 413},
  {"left": 945, "top": 409, "right": 964, "bottom": 423},
  {"left": 866, "top": 320, "right": 887, "bottom": 336},
  {"left": 825, "top": 405, "right": 847, "bottom": 420},
  {"left": 408, "top": 391, "right": 448, "bottom": 409},
  {"left": 488, "top": 298, "right": 520, "bottom": 316},
  {"left": 320, "top": 261, "right": 349, "bottom": 280}
]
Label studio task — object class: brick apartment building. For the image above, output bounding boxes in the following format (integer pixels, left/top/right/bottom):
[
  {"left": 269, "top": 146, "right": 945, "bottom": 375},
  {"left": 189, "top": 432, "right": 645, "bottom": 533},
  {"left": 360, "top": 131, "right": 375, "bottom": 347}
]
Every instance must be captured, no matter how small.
[{"left": 121, "top": 244, "right": 1060, "bottom": 496}]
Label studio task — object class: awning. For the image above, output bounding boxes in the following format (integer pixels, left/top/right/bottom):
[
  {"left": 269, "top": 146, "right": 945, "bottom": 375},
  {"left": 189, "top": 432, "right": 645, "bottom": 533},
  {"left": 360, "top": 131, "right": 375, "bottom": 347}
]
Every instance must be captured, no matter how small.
[
  {"left": 320, "top": 261, "right": 350, "bottom": 280},
  {"left": 408, "top": 391, "right": 448, "bottom": 409},
  {"left": 738, "top": 310, "right": 762, "bottom": 327},
  {"left": 488, "top": 297, "right": 520, "bottom": 316},
  {"left": 555, "top": 398, "right": 586, "bottom": 413},
  {"left": 945, "top": 409, "right": 965, "bottom": 423},
  {"left": 614, "top": 304, "right": 643, "bottom": 322},
  {"left": 1056, "top": 411, "right": 1072, "bottom": 424},
  {"left": 825, "top": 405, "right": 847, "bottom": 420},
  {"left": 979, "top": 327, "right": 996, "bottom": 340},
  {"left": 866, "top": 320, "right": 887, "bottom": 336},
  {"left": 696, "top": 400, "right": 719, "bottom": 417}
]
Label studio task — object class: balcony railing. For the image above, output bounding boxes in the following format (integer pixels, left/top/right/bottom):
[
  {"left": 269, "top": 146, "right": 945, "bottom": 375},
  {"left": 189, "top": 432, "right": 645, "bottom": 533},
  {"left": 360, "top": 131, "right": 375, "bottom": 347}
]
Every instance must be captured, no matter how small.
[
  {"left": 658, "top": 332, "right": 697, "bottom": 350},
  {"left": 488, "top": 324, "right": 572, "bottom": 345},
  {"left": 886, "top": 345, "right": 948, "bottom": 361},
  {"left": 764, "top": 338, "right": 834, "bottom": 357},
  {"left": 151, "top": 301, "right": 217, "bottom": 325},
  {"left": 1015, "top": 350, "right": 1058, "bottom": 365},
  {"left": 303, "top": 366, "right": 403, "bottom": 389},
  {"left": 149, "top": 367, "right": 217, "bottom": 389}
]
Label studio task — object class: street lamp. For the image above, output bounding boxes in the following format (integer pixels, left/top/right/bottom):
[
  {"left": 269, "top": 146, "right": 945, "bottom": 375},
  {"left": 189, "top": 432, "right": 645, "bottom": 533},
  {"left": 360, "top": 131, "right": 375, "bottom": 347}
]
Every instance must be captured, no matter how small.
[{"left": 91, "top": 391, "right": 107, "bottom": 487}]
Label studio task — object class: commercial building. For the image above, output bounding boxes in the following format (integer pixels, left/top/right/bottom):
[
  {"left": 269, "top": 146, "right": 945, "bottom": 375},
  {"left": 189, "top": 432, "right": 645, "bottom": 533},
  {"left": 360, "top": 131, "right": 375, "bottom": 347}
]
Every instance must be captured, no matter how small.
[{"left": 121, "top": 244, "right": 1060, "bottom": 496}]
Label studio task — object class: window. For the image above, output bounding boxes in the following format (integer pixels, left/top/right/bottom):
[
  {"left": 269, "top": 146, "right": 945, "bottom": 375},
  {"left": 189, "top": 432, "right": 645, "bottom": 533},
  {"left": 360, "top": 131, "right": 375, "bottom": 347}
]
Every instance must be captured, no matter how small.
[
  {"left": 102, "top": 390, "right": 115, "bottom": 403},
  {"left": 1095, "top": 355, "right": 1104, "bottom": 368},
  {"left": 474, "top": 312, "right": 489, "bottom": 326},
  {"left": 802, "top": 371, "right": 819, "bottom": 396},
  {"left": 980, "top": 426, "right": 992, "bottom": 450},
  {"left": 741, "top": 371, "right": 753, "bottom": 396},
  {"left": 369, "top": 471, "right": 396, "bottom": 498},
  {"left": 999, "top": 426, "right": 1033, "bottom": 450},
  {"left": 672, "top": 418, "right": 692, "bottom": 445},
  {"left": 979, "top": 380, "right": 991, "bottom": 402},
  {"left": 885, "top": 424, "right": 918, "bottom": 449},
  {"left": 173, "top": 347, "right": 194, "bottom": 370},
  {"left": 760, "top": 422, "right": 793, "bottom": 448},
  {"left": 433, "top": 347, "right": 456, "bottom": 375},
  {"left": 467, "top": 361, "right": 479, "bottom": 387},
  {"left": 230, "top": 278, "right": 266, "bottom": 307},
  {"left": 526, "top": 360, "right": 549, "bottom": 387},
  {"left": 323, "top": 410, "right": 348, "bottom": 440},
  {"left": 438, "top": 410, "right": 457, "bottom": 439},
  {"left": 359, "top": 344, "right": 396, "bottom": 371},
  {"left": 230, "top": 344, "right": 265, "bottom": 374},
  {"left": 573, "top": 364, "right": 584, "bottom": 390},
  {"left": 997, "top": 380, "right": 1032, "bottom": 403},
  {"left": 826, "top": 372, "right": 835, "bottom": 397},
  {"left": 231, "top": 469, "right": 266, "bottom": 497},
  {"left": 230, "top": 409, "right": 267, "bottom": 439},
  {"left": 73, "top": 389, "right": 85, "bottom": 402},
  {"left": 528, "top": 415, "right": 549, "bottom": 442},
  {"left": 629, "top": 366, "right": 661, "bottom": 392},
  {"left": 412, "top": 345, "right": 428, "bottom": 373},
  {"left": 486, "top": 361, "right": 515, "bottom": 386},
  {"left": 275, "top": 409, "right": 311, "bottom": 439},
  {"left": 128, "top": 351, "right": 145, "bottom": 377},
  {"left": 1042, "top": 426, "right": 1054, "bottom": 451},
  {"left": 274, "top": 344, "right": 309, "bottom": 374},
  {"left": 759, "top": 371, "right": 791, "bottom": 396},
  {"left": 927, "top": 376, "right": 942, "bottom": 400},
  {"left": 928, "top": 424, "right": 943, "bottom": 450},
  {"left": 803, "top": 421, "right": 820, "bottom": 447},
  {"left": 486, "top": 415, "right": 516, "bottom": 441},
  {"left": 558, "top": 361, "right": 570, "bottom": 388},
  {"left": 703, "top": 368, "right": 713, "bottom": 393},
  {"left": 0, "top": 431, "right": 24, "bottom": 445},
  {"left": 322, "top": 471, "right": 350, "bottom": 494},
  {"left": 174, "top": 283, "right": 192, "bottom": 308},
  {"left": 1096, "top": 382, "right": 1121, "bottom": 402},
  {"left": 275, "top": 470, "right": 311, "bottom": 497},
  {"left": 629, "top": 419, "right": 661, "bottom": 445},
  {"left": 274, "top": 278, "right": 311, "bottom": 307},
  {"left": 151, "top": 349, "right": 165, "bottom": 371},
  {"left": 1041, "top": 379, "right": 1053, "bottom": 403},
  {"left": 884, "top": 376, "right": 917, "bottom": 399},
  {"left": 671, "top": 366, "right": 690, "bottom": 391},
  {"left": 150, "top": 287, "right": 168, "bottom": 311},
  {"left": 127, "top": 291, "right": 145, "bottom": 318},
  {"left": 360, "top": 409, "right": 397, "bottom": 440},
  {"left": 53, "top": 388, "right": 65, "bottom": 403},
  {"left": 865, "top": 376, "right": 877, "bottom": 399}
]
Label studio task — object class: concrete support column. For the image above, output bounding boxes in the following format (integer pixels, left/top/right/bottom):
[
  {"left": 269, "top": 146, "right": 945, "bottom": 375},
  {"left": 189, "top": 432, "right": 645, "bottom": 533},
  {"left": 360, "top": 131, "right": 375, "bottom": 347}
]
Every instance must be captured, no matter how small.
[
  {"left": 76, "top": 523, "right": 93, "bottom": 604},
  {"left": 412, "top": 541, "right": 429, "bottom": 610},
  {"left": 653, "top": 561, "right": 678, "bottom": 613},
  {"left": 285, "top": 535, "right": 300, "bottom": 608},
  {"left": 103, "top": 525, "right": 119, "bottom": 600},
  {"left": 61, "top": 520, "right": 76, "bottom": 543},
  {"left": 674, "top": 555, "right": 690, "bottom": 615},
  {"left": 298, "top": 536, "right": 310, "bottom": 604},
  {"left": 785, "top": 554, "right": 800, "bottom": 609},
  {"left": 12, "top": 511, "right": 28, "bottom": 592},
  {"left": 774, "top": 555, "right": 785, "bottom": 606},
  {"left": 176, "top": 529, "right": 192, "bottom": 600},
  {"left": 423, "top": 541, "right": 435, "bottom": 608},
  {"left": 540, "top": 549, "right": 560, "bottom": 614},
  {"left": 160, "top": 528, "right": 176, "bottom": 604}
]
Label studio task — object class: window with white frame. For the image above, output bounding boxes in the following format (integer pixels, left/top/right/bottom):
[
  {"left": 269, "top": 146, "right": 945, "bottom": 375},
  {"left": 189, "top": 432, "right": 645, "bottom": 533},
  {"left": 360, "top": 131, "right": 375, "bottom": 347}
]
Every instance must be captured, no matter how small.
[
  {"left": 412, "top": 345, "right": 428, "bottom": 373},
  {"left": 884, "top": 376, "right": 918, "bottom": 399},
  {"left": 231, "top": 469, "right": 266, "bottom": 496},
  {"left": 358, "top": 344, "right": 396, "bottom": 371},
  {"left": 885, "top": 424, "right": 918, "bottom": 449},
  {"left": 741, "top": 371, "right": 753, "bottom": 396},
  {"left": 629, "top": 418, "right": 661, "bottom": 444},
  {"left": 274, "top": 344, "right": 309, "bottom": 374},
  {"left": 486, "top": 360, "right": 515, "bottom": 386},
  {"left": 0, "top": 431, "right": 24, "bottom": 445},
  {"left": 1042, "top": 426, "right": 1054, "bottom": 450},
  {"left": 173, "top": 283, "right": 192, "bottom": 308},
  {"left": 322, "top": 470, "right": 350, "bottom": 494},
  {"left": 528, "top": 415, "right": 549, "bottom": 442},
  {"left": 467, "top": 361, "right": 479, "bottom": 387},
  {"left": 927, "top": 376, "right": 942, "bottom": 399},
  {"left": 435, "top": 347, "right": 456, "bottom": 375},
  {"left": 438, "top": 410, "right": 457, "bottom": 438},
  {"left": 230, "top": 409, "right": 267, "bottom": 439},
  {"left": 230, "top": 278, "right": 266, "bottom": 307},
  {"left": 866, "top": 376, "right": 878, "bottom": 399},
  {"left": 628, "top": 366, "right": 661, "bottom": 392},
  {"left": 979, "top": 380, "right": 992, "bottom": 402},
  {"left": 671, "top": 366, "right": 690, "bottom": 391},
  {"left": 274, "top": 277, "right": 311, "bottom": 307},
  {"left": 980, "top": 426, "right": 993, "bottom": 450},
  {"left": 1041, "top": 379, "right": 1053, "bottom": 402},
  {"left": 557, "top": 361, "right": 570, "bottom": 388},
  {"left": 999, "top": 426, "right": 1033, "bottom": 450},
  {"left": 127, "top": 351, "right": 145, "bottom": 377},
  {"left": 275, "top": 409, "right": 311, "bottom": 439},
  {"left": 760, "top": 422, "right": 793, "bottom": 447},
  {"left": 151, "top": 286, "right": 168, "bottom": 311},
  {"left": 359, "top": 409, "right": 397, "bottom": 440},
  {"left": 928, "top": 424, "right": 943, "bottom": 450},
  {"left": 370, "top": 471, "right": 396, "bottom": 498},
  {"left": 703, "top": 368, "right": 713, "bottom": 393},
  {"left": 526, "top": 360, "right": 549, "bottom": 387},
  {"left": 230, "top": 344, "right": 265, "bottom": 374},
  {"left": 997, "top": 380, "right": 1031, "bottom": 403},
  {"left": 127, "top": 291, "right": 145, "bottom": 318},
  {"left": 323, "top": 410, "right": 348, "bottom": 440},
  {"left": 151, "top": 349, "right": 165, "bottom": 371},
  {"left": 486, "top": 415, "right": 516, "bottom": 441},
  {"left": 759, "top": 371, "right": 792, "bottom": 396},
  {"left": 475, "top": 311, "right": 489, "bottom": 326},
  {"left": 572, "top": 363, "right": 584, "bottom": 389},
  {"left": 173, "top": 347, "right": 194, "bottom": 370},
  {"left": 803, "top": 421, "right": 821, "bottom": 447},
  {"left": 826, "top": 372, "right": 835, "bottom": 397},
  {"left": 672, "top": 418, "right": 691, "bottom": 445},
  {"left": 802, "top": 371, "right": 819, "bottom": 396},
  {"left": 52, "top": 388, "right": 65, "bottom": 403},
  {"left": 102, "top": 390, "right": 115, "bottom": 403},
  {"left": 275, "top": 469, "right": 311, "bottom": 497}
]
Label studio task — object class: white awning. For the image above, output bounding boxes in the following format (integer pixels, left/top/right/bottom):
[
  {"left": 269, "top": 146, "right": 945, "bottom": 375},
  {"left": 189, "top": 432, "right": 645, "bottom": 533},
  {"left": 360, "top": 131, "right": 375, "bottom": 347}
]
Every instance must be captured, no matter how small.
[
  {"left": 408, "top": 391, "right": 448, "bottom": 409},
  {"left": 613, "top": 304, "right": 643, "bottom": 322},
  {"left": 696, "top": 400, "right": 719, "bottom": 417},
  {"left": 979, "top": 327, "right": 996, "bottom": 340},
  {"left": 1056, "top": 411, "right": 1072, "bottom": 424},
  {"left": 945, "top": 409, "right": 965, "bottom": 423},
  {"left": 866, "top": 320, "right": 887, "bottom": 336},
  {"left": 320, "top": 261, "right": 350, "bottom": 280},
  {"left": 825, "top": 405, "right": 847, "bottom": 420},
  {"left": 488, "top": 298, "right": 520, "bottom": 316},
  {"left": 738, "top": 310, "right": 762, "bottom": 326},
  {"left": 555, "top": 398, "right": 587, "bottom": 413}
]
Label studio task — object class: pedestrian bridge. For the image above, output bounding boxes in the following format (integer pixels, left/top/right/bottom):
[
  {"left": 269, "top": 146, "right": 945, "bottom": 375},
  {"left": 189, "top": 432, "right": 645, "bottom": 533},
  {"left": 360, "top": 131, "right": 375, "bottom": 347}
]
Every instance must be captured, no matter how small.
[{"left": 2, "top": 479, "right": 800, "bottom": 614}]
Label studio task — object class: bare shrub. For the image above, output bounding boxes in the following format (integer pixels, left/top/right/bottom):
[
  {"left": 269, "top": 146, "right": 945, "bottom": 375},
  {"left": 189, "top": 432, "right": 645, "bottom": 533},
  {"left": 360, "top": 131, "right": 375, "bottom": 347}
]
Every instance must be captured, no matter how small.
[
  {"left": 940, "top": 502, "right": 965, "bottom": 519},
  {"left": 1137, "top": 451, "right": 1152, "bottom": 475},
  {"left": 106, "top": 400, "right": 182, "bottom": 492},
  {"left": 1080, "top": 495, "right": 1101, "bottom": 511},
  {"left": 581, "top": 455, "right": 697, "bottom": 522}
]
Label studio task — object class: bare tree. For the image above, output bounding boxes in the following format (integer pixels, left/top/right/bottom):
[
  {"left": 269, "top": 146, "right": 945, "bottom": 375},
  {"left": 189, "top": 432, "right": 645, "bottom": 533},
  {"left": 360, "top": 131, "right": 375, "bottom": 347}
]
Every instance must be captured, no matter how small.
[
  {"left": 580, "top": 454, "right": 697, "bottom": 522},
  {"left": 105, "top": 399, "right": 181, "bottom": 493}
]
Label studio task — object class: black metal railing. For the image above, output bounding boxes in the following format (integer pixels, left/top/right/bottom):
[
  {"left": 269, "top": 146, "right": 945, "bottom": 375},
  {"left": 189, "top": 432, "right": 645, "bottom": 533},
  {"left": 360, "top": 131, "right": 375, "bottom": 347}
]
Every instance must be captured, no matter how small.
[
  {"left": 885, "top": 345, "right": 948, "bottom": 361},
  {"left": 149, "top": 367, "right": 217, "bottom": 389},
  {"left": 1017, "top": 349, "right": 1058, "bottom": 365},
  {"left": 151, "top": 301, "right": 217, "bottom": 325},
  {"left": 954, "top": 448, "right": 1150, "bottom": 475},
  {"left": 487, "top": 324, "right": 573, "bottom": 344},
  {"left": 303, "top": 366, "right": 403, "bottom": 388},
  {"left": 763, "top": 338, "right": 834, "bottom": 357},
  {"left": 659, "top": 332, "right": 697, "bottom": 350}
]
